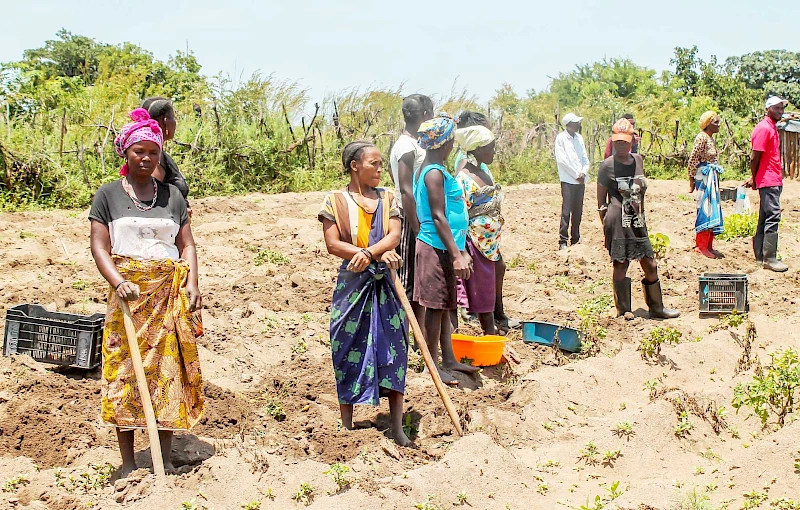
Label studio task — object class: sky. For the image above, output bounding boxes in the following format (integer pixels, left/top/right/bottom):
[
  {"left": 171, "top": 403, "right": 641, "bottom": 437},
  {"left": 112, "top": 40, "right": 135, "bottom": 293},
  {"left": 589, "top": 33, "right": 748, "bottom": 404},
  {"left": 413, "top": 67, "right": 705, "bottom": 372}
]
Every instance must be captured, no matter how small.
[{"left": 1, "top": 0, "right": 797, "bottom": 105}]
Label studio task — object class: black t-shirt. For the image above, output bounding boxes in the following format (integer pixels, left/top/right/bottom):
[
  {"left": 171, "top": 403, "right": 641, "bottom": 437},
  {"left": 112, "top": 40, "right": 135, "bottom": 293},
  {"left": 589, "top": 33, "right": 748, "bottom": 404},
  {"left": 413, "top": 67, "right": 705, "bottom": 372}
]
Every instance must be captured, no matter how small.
[{"left": 161, "top": 152, "right": 190, "bottom": 199}]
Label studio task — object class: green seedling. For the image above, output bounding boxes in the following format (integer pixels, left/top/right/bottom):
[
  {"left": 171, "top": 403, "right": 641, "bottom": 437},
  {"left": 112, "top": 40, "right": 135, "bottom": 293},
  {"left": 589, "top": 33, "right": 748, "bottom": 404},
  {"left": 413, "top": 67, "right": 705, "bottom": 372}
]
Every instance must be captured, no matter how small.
[
  {"left": 771, "top": 498, "right": 800, "bottom": 509},
  {"left": 649, "top": 232, "right": 671, "bottom": 259},
  {"left": 675, "top": 411, "right": 694, "bottom": 438},
  {"left": 265, "top": 399, "right": 286, "bottom": 421},
  {"left": 555, "top": 276, "right": 576, "bottom": 293},
  {"left": 700, "top": 448, "right": 721, "bottom": 462},
  {"left": 603, "top": 449, "right": 622, "bottom": 466},
  {"left": 181, "top": 501, "right": 199, "bottom": 510},
  {"left": 72, "top": 279, "right": 88, "bottom": 290},
  {"left": 507, "top": 255, "right": 523, "bottom": 268},
  {"left": 704, "top": 481, "right": 718, "bottom": 492},
  {"left": 537, "top": 483, "right": 549, "bottom": 495},
  {"left": 2, "top": 475, "right": 29, "bottom": 493},
  {"left": 639, "top": 327, "right": 682, "bottom": 360},
  {"left": 414, "top": 495, "right": 440, "bottom": 510},
  {"left": 611, "top": 421, "right": 635, "bottom": 438},
  {"left": 578, "top": 441, "right": 600, "bottom": 465},
  {"left": 456, "top": 491, "right": 468, "bottom": 505},
  {"left": 742, "top": 490, "right": 768, "bottom": 509},
  {"left": 241, "top": 502, "right": 261, "bottom": 510},
  {"left": 403, "top": 414, "right": 417, "bottom": 438},
  {"left": 579, "top": 495, "right": 605, "bottom": 510},
  {"left": 605, "top": 480, "right": 624, "bottom": 500},
  {"left": 254, "top": 248, "right": 290, "bottom": 266},
  {"left": 291, "top": 339, "right": 308, "bottom": 355},
  {"left": 54, "top": 463, "right": 114, "bottom": 493},
  {"left": 578, "top": 295, "right": 613, "bottom": 316},
  {"left": 292, "top": 482, "right": 315, "bottom": 506},
  {"left": 644, "top": 379, "right": 661, "bottom": 399},
  {"left": 324, "top": 463, "right": 350, "bottom": 492}
]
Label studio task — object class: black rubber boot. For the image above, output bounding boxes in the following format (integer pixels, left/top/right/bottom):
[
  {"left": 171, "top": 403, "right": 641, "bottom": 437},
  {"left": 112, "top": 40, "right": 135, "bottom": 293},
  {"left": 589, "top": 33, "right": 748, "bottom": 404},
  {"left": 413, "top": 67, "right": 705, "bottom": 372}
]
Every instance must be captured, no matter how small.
[
  {"left": 753, "top": 233, "right": 764, "bottom": 264},
  {"left": 762, "top": 233, "right": 788, "bottom": 272},
  {"left": 613, "top": 278, "right": 632, "bottom": 317},
  {"left": 642, "top": 279, "right": 680, "bottom": 319}
]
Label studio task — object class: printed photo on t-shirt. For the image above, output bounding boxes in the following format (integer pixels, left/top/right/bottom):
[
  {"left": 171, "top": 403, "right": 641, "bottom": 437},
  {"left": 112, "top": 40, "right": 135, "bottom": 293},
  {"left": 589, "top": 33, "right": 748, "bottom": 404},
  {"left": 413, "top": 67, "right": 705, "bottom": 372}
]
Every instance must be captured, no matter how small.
[{"left": 616, "top": 176, "right": 646, "bottom": 229}]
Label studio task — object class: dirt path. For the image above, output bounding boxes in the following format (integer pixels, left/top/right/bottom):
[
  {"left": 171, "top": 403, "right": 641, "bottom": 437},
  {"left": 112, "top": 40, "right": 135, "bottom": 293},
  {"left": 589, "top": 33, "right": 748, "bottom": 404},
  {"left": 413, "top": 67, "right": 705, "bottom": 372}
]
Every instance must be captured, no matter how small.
[{"left": 0, "top": 180, "right": 799, "bottom": 509}]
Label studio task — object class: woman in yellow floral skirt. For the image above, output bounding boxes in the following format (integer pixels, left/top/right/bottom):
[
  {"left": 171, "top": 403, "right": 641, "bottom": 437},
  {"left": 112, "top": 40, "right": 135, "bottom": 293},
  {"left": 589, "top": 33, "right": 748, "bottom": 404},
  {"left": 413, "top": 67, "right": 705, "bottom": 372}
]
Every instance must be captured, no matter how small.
[{"left": 89, "top": 108, "right": 204, "bottom": 476}]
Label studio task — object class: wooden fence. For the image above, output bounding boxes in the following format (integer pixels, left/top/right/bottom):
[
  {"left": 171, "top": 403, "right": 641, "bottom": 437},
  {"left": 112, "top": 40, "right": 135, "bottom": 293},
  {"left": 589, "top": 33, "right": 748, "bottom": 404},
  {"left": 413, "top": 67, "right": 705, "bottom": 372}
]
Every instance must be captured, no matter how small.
[{"left": 780, "top": 129, "right": 800, "bottom": 179}]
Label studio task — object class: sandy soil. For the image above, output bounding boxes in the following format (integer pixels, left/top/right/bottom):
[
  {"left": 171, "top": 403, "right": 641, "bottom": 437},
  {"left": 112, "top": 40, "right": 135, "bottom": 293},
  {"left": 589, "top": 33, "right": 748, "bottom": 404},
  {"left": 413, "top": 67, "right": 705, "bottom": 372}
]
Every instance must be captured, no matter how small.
[{"left": 0, "top": 180, "right": 799, "bottom": 510}]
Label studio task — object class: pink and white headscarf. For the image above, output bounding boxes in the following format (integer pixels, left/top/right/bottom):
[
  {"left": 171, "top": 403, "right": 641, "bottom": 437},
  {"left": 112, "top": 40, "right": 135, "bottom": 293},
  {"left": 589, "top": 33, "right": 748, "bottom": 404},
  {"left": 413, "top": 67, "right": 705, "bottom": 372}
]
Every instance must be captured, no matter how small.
[{"left": 113, "top": 108, "right": 164, "bottom": 176}]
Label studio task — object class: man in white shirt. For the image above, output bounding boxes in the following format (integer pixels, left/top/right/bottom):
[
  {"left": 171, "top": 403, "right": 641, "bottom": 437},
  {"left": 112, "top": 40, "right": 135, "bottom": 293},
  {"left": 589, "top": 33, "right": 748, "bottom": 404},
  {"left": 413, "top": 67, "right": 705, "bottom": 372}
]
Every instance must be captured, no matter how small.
[
  {"left": 554, "top": 113, "right": 590, "bottom": 250},
  {"left": 388, "top": 94, "right": 433, "bottom": 314}
]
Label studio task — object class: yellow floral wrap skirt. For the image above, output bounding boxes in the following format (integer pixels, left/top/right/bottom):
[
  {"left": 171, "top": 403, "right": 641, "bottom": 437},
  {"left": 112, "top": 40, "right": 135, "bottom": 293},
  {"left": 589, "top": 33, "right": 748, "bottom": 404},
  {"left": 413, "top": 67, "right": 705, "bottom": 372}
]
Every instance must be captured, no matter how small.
[{"left": 101, "top": 255, "right": 204, "bottom": 430}]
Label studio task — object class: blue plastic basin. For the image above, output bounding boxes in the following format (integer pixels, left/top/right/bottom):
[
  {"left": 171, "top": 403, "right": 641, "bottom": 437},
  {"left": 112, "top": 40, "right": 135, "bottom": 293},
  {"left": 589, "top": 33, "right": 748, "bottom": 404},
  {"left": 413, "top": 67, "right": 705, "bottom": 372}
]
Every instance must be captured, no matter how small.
[{"left": 522, "top": 321, "right": 583, "bottom": 353}]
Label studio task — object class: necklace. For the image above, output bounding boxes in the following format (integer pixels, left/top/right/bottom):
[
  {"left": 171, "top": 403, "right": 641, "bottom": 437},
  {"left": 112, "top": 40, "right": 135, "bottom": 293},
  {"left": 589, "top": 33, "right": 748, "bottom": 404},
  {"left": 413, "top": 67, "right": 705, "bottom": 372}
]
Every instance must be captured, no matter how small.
[
  {"left": 346, "top": 185, "right": 378, "bottom": 214},
  {"left": 123, "top": 177, "right": 158, "bottom": 212}
]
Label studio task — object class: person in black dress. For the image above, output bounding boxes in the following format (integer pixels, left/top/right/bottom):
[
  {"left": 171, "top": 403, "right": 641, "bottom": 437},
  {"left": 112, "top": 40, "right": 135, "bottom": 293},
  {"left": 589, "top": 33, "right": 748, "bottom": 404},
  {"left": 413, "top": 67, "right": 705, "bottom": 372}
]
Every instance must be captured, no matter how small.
[
  {"left": 597, "top": 118, "right": 680, "bottom": 319},
  {"left": 141, "top": 97, "right": 190, "bottom": 208}
]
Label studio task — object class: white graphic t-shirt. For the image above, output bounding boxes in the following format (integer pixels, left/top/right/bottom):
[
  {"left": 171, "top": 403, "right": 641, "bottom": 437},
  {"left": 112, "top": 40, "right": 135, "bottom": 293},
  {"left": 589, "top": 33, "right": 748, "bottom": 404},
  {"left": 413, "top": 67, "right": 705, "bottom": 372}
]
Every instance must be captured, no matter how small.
[{"left": 89, "top": 180, "right": 189, "bottom": 261}]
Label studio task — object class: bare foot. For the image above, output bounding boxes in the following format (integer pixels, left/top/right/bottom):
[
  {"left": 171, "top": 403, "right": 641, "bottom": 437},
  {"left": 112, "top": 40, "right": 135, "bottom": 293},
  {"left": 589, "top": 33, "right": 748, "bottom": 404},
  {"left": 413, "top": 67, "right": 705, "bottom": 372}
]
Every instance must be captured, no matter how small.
[
  {"left": 392, "top": 428, "right": 413, "bottom": 447},
  {"left": 428, "top": 366, "right": 458, "bottom": 386},
  {"left": 163, "top": 462, "right": 176, "bottom": 474},
  {"left": 443, "top": 361, "right": 481, "bottom": 374},
  {"left": 120, "top": 461, "right": 137, "bottom": 478}
]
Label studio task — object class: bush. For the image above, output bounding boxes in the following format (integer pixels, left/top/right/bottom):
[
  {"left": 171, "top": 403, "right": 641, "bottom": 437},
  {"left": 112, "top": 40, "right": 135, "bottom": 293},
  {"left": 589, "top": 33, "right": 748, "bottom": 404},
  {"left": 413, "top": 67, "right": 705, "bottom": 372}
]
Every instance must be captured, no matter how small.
[
  {"left": 649, "top": 233, "right": 671, "bottom": 259},
  {"left": 718, "top": 213, "right": 758, "bottom": 241},
  {"left": 733, "top": 348, "right": 800, "bottom": 427}
]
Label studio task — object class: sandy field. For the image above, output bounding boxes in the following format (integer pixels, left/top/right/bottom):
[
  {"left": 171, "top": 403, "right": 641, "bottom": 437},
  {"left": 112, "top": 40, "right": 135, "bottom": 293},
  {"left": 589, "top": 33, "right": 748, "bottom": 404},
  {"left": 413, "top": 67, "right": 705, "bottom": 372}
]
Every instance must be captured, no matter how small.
[{"left": 0, "top": 180, "right": 799, "bottom": 510}]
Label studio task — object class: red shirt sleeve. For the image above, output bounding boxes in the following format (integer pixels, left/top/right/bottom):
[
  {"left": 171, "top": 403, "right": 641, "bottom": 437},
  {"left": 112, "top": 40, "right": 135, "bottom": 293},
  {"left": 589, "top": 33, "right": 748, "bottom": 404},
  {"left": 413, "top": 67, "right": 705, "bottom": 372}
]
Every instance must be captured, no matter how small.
[
  {"left": 604, "top": 138, "right": 613, "bottom": 159},
  {"left": 751, "top": 123, "right": 769, "bottom": 152}
]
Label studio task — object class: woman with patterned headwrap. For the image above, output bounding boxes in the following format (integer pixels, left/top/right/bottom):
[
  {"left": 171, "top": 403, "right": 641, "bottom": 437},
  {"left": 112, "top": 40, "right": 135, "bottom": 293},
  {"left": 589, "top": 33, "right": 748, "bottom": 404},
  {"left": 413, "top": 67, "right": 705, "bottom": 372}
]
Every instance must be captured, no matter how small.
[
  {"left": 688, "top": 111, "right": 725, "bottom": 258},
  {"left": 453, "top": 124, "right": 502, "bottom": 335},
  {"left": 89, "top": 108, "right": 204, "bottom": 476},
  {"left": 414, "top": 113, "right": 480, "bottom": 386}
]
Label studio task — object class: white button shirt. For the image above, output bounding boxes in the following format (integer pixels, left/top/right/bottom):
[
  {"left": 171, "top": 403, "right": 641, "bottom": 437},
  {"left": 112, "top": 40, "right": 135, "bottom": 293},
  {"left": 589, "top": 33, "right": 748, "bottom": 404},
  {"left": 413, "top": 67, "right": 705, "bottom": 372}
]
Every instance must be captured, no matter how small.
[{"left": 554, "top": 130, "right": 591, "bottom": 184}]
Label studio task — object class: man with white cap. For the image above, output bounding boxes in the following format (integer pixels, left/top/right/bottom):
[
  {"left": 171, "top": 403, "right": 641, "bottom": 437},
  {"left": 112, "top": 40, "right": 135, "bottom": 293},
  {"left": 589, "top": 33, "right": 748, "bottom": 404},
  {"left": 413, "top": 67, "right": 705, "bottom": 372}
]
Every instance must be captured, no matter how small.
[
  {"left": 554, "top": 112, "right": 590, "bottom": 250},
  {"left": 747, "top": 96, "right": 788, "bottom": 272}
]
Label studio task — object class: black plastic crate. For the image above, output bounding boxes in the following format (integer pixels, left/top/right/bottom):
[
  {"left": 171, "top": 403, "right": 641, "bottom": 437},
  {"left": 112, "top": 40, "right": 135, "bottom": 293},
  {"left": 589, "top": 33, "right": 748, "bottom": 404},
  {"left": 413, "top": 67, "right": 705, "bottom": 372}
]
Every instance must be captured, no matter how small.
[
  {"left": 698, "top": 273, "right": 748, "bottom": 316},
  {"left": 720, "top": 187, "right": 737, "bottom": 202},
  {"left": 3, "top": 304, "right": 104, "bottom": 369}
]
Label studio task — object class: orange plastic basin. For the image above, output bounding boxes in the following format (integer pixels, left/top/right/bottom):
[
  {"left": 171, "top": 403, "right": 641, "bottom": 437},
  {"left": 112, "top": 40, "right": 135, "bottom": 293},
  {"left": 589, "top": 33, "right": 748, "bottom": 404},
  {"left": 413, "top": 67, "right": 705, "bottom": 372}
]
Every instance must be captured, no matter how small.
[{"left": 450, "top": 333, "right": 507, "bottom": 367}]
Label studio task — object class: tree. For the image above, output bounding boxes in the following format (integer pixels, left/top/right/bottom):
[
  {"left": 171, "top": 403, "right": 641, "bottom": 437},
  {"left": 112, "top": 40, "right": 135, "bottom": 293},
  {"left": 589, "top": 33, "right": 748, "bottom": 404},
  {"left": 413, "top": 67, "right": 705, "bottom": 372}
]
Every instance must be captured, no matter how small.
[
  {"left": 21, "top": 29, "right": 106, "bottom": 85},
  {"left": 670, "top": 46, "right": 700, "bottom": 96},
  {"left": 491, "top": 83, "right": 521, "bottom": 116},
  {"left": 549, "top": 58, "right": 658, "bottom": 106},
  {"left": 727, "top": 50, "right": 800, "bottom": 105}
]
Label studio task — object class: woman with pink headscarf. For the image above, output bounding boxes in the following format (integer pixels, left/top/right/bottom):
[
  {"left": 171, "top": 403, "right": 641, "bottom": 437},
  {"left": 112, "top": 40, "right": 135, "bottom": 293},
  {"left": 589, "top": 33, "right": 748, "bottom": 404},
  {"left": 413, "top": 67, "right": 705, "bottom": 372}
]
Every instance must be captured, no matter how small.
[{"left": 89, "top": 108, "right": 204, "bottom": 476}]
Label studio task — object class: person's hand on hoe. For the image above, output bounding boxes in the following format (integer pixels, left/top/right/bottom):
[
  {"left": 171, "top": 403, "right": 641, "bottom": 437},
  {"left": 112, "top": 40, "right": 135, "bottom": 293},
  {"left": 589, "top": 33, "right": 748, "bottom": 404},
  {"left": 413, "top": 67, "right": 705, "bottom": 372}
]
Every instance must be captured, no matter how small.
[
  {"left": 378, "top": 250, "right": 403, "bottom": 271},
  {"left": 743, "top": 177, "right": 754, "bottom": 189},
  {"left": 115, "top": 280, "right": 140, "bottom": 302}
]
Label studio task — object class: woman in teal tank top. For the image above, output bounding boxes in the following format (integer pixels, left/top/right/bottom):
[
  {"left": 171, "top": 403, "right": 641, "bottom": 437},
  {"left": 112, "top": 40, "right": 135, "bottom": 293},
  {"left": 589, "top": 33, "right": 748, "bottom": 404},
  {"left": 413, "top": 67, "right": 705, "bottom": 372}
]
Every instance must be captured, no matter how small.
[{"left": 413, "top": 113, "right": 479, "bottom": 386}]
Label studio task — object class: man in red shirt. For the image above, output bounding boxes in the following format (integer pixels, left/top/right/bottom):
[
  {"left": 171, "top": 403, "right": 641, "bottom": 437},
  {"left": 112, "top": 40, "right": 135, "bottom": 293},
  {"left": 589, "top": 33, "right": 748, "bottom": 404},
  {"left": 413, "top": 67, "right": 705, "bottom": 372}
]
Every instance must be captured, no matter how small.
[{"left": 747, "top": 96, "right": 788, "bottom": 272}]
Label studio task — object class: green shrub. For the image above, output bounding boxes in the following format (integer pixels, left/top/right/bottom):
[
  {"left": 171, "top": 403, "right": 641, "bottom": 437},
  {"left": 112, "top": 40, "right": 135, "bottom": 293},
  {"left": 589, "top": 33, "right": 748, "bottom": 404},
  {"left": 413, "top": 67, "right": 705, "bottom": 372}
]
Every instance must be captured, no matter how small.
[
  {"left": 649, "top": 233, "right": 671, "bottom": 259},
  {"left": 718, "top": 213, "right": 758, "bottom": 241},
  {"left": 733, "top": 349, "right": 800, "bottom": 427}
]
